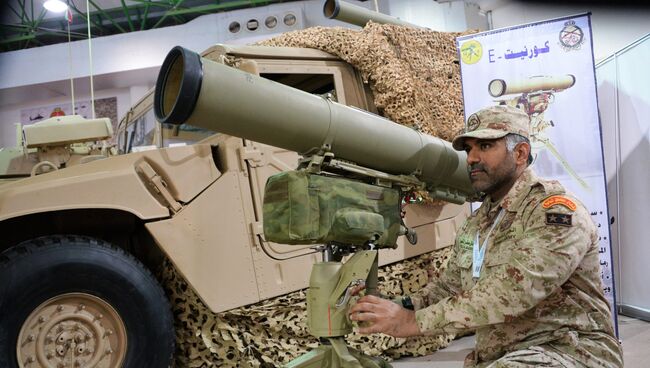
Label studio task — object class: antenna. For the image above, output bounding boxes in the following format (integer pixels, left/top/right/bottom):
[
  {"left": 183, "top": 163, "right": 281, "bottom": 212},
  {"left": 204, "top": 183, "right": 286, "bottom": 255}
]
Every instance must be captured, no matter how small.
[
  {"left": 85, "top": 0, "right": 96, "bottom": 118},
  {"left": 66, "top": 4, "right": 76, "bottom": 113}
]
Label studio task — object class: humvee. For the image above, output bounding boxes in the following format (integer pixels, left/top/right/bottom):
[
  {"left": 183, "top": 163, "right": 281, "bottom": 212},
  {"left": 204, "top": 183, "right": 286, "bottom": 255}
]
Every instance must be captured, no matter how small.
[{"left": 0, "top": 44, "right": 469, "bottom": 367}]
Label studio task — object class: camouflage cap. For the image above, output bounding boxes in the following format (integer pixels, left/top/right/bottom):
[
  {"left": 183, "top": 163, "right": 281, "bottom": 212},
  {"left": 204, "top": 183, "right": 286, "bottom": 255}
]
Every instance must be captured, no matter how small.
[{"left": 452, "top": 105, "right": 530, "bottom": 151}]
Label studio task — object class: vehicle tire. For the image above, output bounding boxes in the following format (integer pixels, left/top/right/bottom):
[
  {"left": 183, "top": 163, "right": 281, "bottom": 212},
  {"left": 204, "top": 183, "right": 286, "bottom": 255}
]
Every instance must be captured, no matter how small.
[{"left": 0, "top": 235, "right": 174, "bottom": 368}]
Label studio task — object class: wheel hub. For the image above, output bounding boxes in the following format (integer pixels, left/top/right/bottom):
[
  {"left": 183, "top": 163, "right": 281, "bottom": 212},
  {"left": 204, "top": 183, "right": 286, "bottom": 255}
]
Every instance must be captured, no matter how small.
[{"left": 17, "top": 293, "right": 127, "bottom": 368}]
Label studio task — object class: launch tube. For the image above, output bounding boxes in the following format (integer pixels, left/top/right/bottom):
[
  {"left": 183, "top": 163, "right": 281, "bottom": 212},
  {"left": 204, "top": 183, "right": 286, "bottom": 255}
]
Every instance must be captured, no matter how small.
[
  {"left": 488, "top": 75, "right": 576, "bottom": 97},
  {"left": 323, "top": 0, "right": 420, "bottom": 28},
  {"left": 154, "top": 46, "right": 473, "bottom": 200}
]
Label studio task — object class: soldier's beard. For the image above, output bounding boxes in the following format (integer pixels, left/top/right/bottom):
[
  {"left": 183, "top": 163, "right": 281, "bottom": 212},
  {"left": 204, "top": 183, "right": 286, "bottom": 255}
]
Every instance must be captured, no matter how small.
[{"left": 468, "top": 155, "right": 518, "bottom": 196}]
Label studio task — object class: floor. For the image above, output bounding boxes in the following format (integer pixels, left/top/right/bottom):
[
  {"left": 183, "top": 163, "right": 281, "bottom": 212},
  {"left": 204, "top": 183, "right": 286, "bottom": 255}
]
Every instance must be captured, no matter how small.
[{"left": 392, "top": 316, "right": 650, "bottom": 367}]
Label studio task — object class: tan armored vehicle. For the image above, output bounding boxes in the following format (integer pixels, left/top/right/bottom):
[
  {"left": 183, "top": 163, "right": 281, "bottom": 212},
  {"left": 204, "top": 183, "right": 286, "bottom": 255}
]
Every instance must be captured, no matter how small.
[
  {"left": 0, "top": 115, "right": 115, "bottom": 184},
  {"left": 0, "top": 9, "right": 470, "bottom": 368}
]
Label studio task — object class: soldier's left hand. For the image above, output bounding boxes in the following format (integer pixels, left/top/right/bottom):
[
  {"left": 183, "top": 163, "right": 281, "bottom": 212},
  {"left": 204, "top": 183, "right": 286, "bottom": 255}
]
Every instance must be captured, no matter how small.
[{"left": 348, "top": 295, "right": 421, "bottom": 337}]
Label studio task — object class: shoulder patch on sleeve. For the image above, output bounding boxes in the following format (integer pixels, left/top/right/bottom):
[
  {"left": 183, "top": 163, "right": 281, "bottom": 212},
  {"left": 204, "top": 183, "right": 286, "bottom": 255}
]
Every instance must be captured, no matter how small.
[
  {"left": 546, "top": 213, "right": 572, "bottom": 226},
  {"left": 542, "top": 195, "right": 577, "bottom": 211}
]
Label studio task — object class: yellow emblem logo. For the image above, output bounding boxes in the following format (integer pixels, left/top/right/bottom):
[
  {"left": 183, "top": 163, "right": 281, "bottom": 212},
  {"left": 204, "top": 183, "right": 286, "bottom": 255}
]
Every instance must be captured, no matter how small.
[
  {"left": 542, "top": 196, "right": 577, "bottom": 211},
  {"left": 460, "top": 40, "right": 483, "bottom": 65}
]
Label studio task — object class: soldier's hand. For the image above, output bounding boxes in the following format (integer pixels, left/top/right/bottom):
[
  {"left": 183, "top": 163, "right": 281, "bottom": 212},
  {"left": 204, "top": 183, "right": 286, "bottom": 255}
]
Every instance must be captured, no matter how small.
[
  {"left": 349, "top": 283, "right": 366, "bottom": 297},
  {"left": 348, "top": 295, "right": 421, "bottom": 337}
]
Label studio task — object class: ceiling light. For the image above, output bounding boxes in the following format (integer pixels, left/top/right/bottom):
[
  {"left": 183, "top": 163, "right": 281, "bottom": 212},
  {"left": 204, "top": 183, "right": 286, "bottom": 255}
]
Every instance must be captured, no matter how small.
[{"left": 44, "top": 0, "right": 69, "bottom": 13}]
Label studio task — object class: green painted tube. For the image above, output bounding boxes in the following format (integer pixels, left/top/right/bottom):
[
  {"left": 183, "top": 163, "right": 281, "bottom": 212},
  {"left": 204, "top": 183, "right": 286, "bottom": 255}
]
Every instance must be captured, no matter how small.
[
  {"left": 154, "top": 46, "right": 473, "bottom": 201},
  {"left": 323, "top": 0, "right": 420, "bottom": 28}
]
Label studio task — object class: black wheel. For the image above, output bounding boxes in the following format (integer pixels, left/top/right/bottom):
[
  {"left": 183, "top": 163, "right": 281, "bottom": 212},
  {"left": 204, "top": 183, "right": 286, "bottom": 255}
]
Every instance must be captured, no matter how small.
[{"left": 0, "top": 235, "right": 174, "bottom": 368}]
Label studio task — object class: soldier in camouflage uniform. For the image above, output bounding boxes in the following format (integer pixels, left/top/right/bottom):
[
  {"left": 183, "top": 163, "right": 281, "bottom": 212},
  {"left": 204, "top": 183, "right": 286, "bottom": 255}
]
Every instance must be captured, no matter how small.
[{"left": 349, "top": 105, "right": 623, "bottom": 367}]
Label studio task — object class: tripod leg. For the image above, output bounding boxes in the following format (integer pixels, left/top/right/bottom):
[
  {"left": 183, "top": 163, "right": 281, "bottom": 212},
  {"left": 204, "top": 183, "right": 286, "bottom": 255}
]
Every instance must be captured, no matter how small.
[
  {"left": 330, "top": 338, "right": 392, "bottom": 368},
  {"left": 330, "top": 337, "right": 364, "bottom": 367},
  {"left": 283, "top": 345, "right": 331, "bottom": 368},
  {"left": 283, "top": 338, "right": 392, "bottom": 368}
]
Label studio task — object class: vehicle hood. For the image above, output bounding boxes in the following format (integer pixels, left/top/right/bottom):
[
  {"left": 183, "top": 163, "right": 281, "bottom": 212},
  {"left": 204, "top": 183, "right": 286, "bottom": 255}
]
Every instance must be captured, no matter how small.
[{"left": 0, "top": 144, "right": 220, "bottom": 221}]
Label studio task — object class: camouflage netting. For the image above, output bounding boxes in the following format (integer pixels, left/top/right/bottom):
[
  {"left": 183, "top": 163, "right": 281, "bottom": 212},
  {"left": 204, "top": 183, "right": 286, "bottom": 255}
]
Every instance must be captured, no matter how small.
[
  {"left": 258, "top": 23, "right": 470, "bottom": 141},
  {"left": 162, "top": 247, "right": 455, "bottom": 367}
]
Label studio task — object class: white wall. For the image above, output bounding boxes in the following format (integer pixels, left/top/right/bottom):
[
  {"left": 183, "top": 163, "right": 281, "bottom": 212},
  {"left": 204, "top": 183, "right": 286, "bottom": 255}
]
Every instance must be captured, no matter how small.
[
  {"left": 384, "top": 0, "right": 473, "bottom": 31},
  {"left": 597, "top": 36, "right": 650, "bottom": 317}
]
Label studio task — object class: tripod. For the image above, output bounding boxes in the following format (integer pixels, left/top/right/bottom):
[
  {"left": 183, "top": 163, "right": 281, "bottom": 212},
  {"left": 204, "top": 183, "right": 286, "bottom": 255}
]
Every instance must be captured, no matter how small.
[{"left": 285, "top": 245, "right": 392, "bottom": 368}]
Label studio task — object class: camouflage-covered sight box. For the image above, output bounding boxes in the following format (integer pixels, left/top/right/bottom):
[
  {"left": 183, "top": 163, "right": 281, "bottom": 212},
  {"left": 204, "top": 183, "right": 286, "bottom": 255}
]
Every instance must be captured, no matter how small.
[{"left": 263, "top": 171, "right": 401, "bottom": 248}]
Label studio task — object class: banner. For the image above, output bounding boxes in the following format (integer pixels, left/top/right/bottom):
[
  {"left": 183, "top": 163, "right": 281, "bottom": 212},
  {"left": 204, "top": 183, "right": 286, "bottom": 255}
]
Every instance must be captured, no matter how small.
[{"left": 456, "top": 14, "right": 617, "bottom": 328}]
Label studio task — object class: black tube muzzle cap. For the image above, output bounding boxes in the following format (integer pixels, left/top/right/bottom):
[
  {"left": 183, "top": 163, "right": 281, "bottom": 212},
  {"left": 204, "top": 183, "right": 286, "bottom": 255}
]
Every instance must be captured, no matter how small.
[{"left": 154, "top": 46, "right": 203, "bottom": 125}]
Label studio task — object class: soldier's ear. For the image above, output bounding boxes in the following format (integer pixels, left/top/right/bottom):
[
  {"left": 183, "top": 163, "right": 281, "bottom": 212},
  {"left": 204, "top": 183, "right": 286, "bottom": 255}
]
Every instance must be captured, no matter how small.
[{"left": 514, "top": 142, "right": 530, "bottom": 166}]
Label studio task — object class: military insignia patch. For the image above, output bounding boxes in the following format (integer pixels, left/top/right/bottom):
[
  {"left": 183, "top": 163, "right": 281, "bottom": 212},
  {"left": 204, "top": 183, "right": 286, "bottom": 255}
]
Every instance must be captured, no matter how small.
[
  {"left": 467, "top": 114, "right": 481, "bottom": 131},
  {"left": 546, "top": 213, "right": 572, "bottom": 226},
  {"left": 542, "top": 195, "right": 577, "bottom": 211}
]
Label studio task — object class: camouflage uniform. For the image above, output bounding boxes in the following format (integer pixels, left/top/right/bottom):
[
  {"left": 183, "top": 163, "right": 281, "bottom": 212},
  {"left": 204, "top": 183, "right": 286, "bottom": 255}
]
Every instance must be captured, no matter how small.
[{"left": 407, "top": 106, "right": 623, "bottom": 367}]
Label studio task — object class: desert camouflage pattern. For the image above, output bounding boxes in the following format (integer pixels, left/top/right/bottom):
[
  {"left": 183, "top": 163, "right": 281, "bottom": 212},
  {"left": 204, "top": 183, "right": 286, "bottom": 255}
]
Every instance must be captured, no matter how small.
[
  {"left": 263, "top": 171, "right": 401, "bottom": 247},
  {"left": 161, "top": 248, "right": 457, "bottom": 366},
  {"left": 260, "top": 23, "right": 471, "bottom": 142},
  {"left": 410, "top": 168, "right": 623, "bottom": 367},
  {"left": 480, "top": 345, "right": 585, "bottom": 368},
  {"left": 452, "top": 106, "right": 531, "bottom": 150}
]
